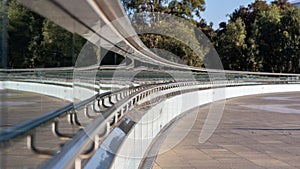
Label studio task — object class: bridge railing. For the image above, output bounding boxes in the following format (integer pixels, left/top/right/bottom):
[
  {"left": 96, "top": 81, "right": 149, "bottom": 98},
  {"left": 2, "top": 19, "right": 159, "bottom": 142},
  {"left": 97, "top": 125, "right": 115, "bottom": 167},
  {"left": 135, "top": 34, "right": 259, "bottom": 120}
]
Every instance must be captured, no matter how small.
[
  {"left": 1, "top": 68, "right": 300, "bottom": 169},
  {"left": 41, "top": 80, "right": 209, "bottom": 168},
  {"left": 41, "top": 75, "right": 300, "bottom": 169},
  {"left": 0, "top": 79, "right": 149, "bottom": 146}
]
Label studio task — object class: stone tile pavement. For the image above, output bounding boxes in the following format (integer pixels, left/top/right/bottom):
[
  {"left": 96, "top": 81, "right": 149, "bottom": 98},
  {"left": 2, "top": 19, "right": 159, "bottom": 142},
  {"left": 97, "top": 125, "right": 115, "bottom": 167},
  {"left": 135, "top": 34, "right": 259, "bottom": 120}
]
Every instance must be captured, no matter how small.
[
  {"left": 153, "top": 92, "right": 300, "bottom": 169},
  {"left": 0, "top": 90, "right": 72, "bottom": 168}
]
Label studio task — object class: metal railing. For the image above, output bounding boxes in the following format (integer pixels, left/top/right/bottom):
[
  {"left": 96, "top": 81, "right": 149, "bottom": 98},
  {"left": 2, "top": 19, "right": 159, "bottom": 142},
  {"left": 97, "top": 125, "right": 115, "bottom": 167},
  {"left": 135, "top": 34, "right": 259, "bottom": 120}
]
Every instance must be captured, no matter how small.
[
  {"left": 1, "top": 68, "right": 300, "bottom": 168},
  {"left": 0, "top": 1, "right": 299, "bottom": 168}
]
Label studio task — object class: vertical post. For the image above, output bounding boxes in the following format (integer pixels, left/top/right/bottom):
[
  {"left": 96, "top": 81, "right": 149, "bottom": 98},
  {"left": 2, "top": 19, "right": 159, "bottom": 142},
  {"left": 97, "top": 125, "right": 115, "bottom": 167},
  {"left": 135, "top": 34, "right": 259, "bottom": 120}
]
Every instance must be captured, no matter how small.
[
  {"left": 0, "top": 1, "right": 7, "bottom": 168},
  {"left": 72, "top": 32, "right": 75, "bottom": 66},
  {"left": 114, "top": 52, "right": 117, "bottom": 65},
  {"left": 1, "top": 0, "right": 7, "bottom": 69}
]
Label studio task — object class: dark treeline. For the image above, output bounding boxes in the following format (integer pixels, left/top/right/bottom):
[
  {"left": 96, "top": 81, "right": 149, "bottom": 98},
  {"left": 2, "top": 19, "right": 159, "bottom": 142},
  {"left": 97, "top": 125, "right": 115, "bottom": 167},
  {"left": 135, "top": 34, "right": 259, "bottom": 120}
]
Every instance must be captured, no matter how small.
[
  {"left": 0, "top": 0, "right": 126, "bottom": 68},
  {"left": 1, "top": 0, "right": 299, "bottom": 73},
  {"left": 0, "top": 0, "right": 86, "bottom": 68}
]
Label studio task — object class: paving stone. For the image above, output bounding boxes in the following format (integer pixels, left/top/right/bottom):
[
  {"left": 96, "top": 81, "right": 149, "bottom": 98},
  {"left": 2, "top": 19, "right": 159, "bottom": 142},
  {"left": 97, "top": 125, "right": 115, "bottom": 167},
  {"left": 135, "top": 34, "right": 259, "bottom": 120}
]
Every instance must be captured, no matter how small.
[
  {"left": 153, "top": 92, "right": 300, "bottom": 169},
  {"left": 0, "top": 90, "right": 71, "bottom": 168}
]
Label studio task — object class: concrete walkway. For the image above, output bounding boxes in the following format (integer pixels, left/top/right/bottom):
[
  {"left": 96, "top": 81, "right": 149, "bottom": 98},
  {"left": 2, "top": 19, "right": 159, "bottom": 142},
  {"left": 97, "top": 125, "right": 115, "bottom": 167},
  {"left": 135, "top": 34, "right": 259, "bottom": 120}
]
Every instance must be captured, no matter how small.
[
  {"left": 153, "top": 92, "right": 300, "bottom": 169},
  {"left": 0, "top": 90, "right": 71, "bottom": 168},
  {"left": 0, "top": 89, "right": 69, "bottom": 128}
]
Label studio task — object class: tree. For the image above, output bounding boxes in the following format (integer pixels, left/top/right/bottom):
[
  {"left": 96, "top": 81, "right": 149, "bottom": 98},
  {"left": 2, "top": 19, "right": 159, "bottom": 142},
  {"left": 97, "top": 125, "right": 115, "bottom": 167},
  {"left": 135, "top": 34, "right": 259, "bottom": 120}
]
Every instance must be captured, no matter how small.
[
  {"left": 122, "top": 0, "right": 205, "bottom": 21},
  {"left": 6, "top": 0, "right": 33, "bottom": 68},
  {"left": 271, "top": 0, "right": 292, "bottom": 10},
  {"left": 252, "top": 3, "right": 300, "bottom": 73},
  {"left": 216, "top": 18, "right": 247, "bottom": 70},
  {"left": 216, "top": 0, "right": 300, "bottom": 73},
  {"left": 168, "top": 0, "right": 205, "bottom": 20},
  {"left": 122, "top": 0, "right": 209, "bottom": 67},
  {"left": 135, "top": 17, "right": 208, "bottom": 67},
  {"left": 40, "top": 20, "right": 85, "bottom": 67},
  {"left": 253, "top": 5, "right": 282, "bottom": 72},
  {"left": 281, "top": 7, "right": 300, "bottom": 73},
  {"left": 27, "top": 12, "right": 45, "bottom": 67},
  {"left": 275, "top": 6, "right": 300, "bottom": 72},
  {"left": 226, "top": 0, "right": 269, "bottom": 71},
  {"left": 196, "top": 19, "right": 216, "bottom": 42},
  {"left": 229, "top": 0, "right": 268, "bottom": 26},
  {"left": 0, "top": 0, "right": 87, "bottom": 68}
]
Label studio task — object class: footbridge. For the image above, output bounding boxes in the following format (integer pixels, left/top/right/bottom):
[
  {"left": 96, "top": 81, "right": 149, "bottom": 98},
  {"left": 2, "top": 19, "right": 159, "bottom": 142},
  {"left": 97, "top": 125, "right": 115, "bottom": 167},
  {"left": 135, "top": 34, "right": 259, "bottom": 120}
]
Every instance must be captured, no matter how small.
[{"left": 1, "top": 1, "right": 300, "bottom": 169}]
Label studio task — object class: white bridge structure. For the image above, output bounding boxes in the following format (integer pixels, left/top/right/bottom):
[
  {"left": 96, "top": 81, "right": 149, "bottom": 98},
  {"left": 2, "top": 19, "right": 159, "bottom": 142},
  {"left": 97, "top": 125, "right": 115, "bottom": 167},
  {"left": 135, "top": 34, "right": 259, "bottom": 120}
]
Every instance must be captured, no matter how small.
[{"left": 1, "top": 1, "right": 300, "bottom": 169}]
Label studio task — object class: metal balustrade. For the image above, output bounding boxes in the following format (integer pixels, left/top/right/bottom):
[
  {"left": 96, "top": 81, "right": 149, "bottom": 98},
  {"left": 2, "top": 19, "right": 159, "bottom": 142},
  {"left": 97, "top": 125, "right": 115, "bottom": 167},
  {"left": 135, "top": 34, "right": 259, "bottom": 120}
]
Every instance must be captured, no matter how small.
[
  {"left": 43, "top": 78, "right": 300, "bottom": 168},
  {"left": 1, "top": 78, "right": 195, "bottom": 166},
  {"left": 1, "top": 1, "right": 300, "bottom": 168},
  {"left": 1, "top": 71, "right": 300, "bottom": 168},
  {"left": 0, "top": 80, "right": 179, "bottom": 145}
]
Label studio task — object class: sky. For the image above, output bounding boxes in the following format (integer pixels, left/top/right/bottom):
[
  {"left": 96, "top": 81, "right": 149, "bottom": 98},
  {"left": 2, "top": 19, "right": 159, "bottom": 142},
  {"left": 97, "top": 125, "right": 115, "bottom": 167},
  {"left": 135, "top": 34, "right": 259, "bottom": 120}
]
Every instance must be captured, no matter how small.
[{"left": 200, "top": 0, "right": 285, "bottom": 29}]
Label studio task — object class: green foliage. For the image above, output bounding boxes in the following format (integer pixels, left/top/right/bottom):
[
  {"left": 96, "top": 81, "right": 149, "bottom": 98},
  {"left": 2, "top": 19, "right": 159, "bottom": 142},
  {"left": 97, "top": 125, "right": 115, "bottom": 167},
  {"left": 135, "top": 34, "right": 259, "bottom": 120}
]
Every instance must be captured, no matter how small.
[
  {"left": 6, "top": 0, "right": 33, "bottom": 68},
  {"left": 254, "top": 5, "right": 282, "bottom": 72},
  {"left": 216, "top": 0, "right": 300, "bottom": 73},
  {"left": 122, "top": 0, "right": 205, "bottom": 20},
  {"left": 2, "top": 0, "right": 299, "bottom": 73},
  {"left": 216, "top": 18, "right": 247, "bottom": 70},
  {"left": 1, "top": 0, "right": 86, "bottom": 68},
  {"left": 133, "top": 14, "right": 211, "bottom": 67},
  {"left": 279, "top": 7, "right": 300, "bottom": 72},
  {"left": 123, "top": 0, "right": 211, "bottom": 67},
  {"left": 40, "top": 20, "right": 86, "bottom": 67}
]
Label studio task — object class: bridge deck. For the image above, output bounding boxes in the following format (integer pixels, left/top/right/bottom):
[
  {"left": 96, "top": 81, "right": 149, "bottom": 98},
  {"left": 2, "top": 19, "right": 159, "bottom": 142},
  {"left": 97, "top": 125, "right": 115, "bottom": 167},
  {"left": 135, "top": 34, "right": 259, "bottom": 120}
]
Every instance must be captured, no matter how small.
[
  {"left": 153, "top": 92, "right": 300, "bottom": 169},
  {"left": 0, "top": 90, "right": 71, "bottom": 168},
  {"left": 0, "top": 90, "right": 69, "bottom": 128}
]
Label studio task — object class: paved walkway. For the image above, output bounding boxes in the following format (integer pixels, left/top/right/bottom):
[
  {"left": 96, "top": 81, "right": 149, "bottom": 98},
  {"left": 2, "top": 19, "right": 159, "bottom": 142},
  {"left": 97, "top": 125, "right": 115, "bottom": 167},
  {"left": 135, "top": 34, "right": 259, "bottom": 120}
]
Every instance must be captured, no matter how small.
[
  {"left": 153, "top": 92, "right": 300, "bottom": 169},
  {"left": 0, "top": 89, "right": 69, "bottom": 128},
  {"left": 0, "top": 90, "right": 71, "bottom": 168}
]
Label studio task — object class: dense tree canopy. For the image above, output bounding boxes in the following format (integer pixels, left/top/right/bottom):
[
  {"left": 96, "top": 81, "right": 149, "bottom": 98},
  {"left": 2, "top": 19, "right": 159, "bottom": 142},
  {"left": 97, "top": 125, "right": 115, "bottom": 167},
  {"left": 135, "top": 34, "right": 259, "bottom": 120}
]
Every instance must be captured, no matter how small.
[
  {"left": 122, "top": 0, "right": 205, "bottom": 20},
  {"left": 216, "top": 18, "right": 247, "bottom": 70},
  {"left": 0, "top": 0, "right": 86, "bottom": 68},
  {"left": 216, "top": 0, "right": 300, "bottom": 73},
  {"left": 122, "top": 0, "right": 213, "bottom": 67}
]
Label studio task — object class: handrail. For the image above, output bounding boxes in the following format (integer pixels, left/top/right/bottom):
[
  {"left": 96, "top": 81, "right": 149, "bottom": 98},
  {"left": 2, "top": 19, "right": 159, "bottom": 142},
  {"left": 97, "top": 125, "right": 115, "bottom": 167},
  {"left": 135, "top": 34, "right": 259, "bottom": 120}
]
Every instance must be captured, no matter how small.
[
  {"left": 0, "top": 67, "right": 74, "bottom": 72},
  {"left": 42, "top": 81, "right": 175, "bottom": 169},
  {"left": 0, "top": 81, "right": 160, "bottom": 146},
  {"left": 0, "top": 103, "right": 73, "bottom": 143},
  {"left": 41, "top": 80, "right": 268, "bottom": 169},
  {"left": 1, "top": 66, "right": 300, "bottom": 79},
  {"left": 1, "top": 1, "right": 299, "bottom": 168},
  {"left": 1, "top": 75, "right": 299, "bottom": 168},
  {"left": 0, "top": 93, "right": 103, "bottom": 145}
]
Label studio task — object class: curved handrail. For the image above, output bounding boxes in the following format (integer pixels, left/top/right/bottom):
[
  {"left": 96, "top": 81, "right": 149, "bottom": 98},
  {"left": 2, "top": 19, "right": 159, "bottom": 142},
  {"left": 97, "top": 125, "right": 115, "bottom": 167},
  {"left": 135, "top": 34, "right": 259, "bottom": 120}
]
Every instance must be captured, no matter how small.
[
  {"left": 1, "top": 1, "right": 300, "bottom": 168},
  {"left": 41, "top": 80, "right": 272, "bottom": 168},
  {"left": 0, "top": 80, "right": 167, "bottom": 146},
  {"left": 0, "top": 93, "right": 103, "bottom": 145},
  {"left": 0, "top": 103, "right": 73, "bottom": 143},
  {"left": 41, "top": 81, "right": 178, "bottom": 168},
  {"left": 0, "top": 83, "right": 141, "bottom": 145},
  {"left": 1, "top": 66, "right": 300, "bottom": 80},
  {"left": 1, "top": 72, "right": 299, "bottom": 167}
]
